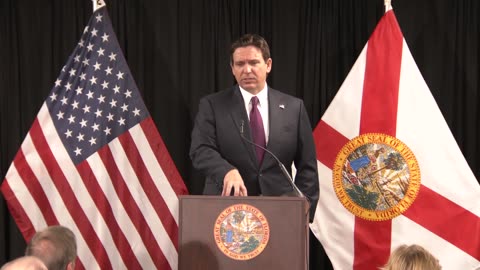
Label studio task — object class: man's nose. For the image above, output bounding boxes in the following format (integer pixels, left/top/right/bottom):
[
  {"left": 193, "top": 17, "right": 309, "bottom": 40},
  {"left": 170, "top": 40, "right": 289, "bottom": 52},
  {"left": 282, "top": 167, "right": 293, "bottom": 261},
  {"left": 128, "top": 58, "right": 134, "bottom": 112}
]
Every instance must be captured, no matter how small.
[{"left": 243, "top": 64, "right": 252, "bottom": 73}]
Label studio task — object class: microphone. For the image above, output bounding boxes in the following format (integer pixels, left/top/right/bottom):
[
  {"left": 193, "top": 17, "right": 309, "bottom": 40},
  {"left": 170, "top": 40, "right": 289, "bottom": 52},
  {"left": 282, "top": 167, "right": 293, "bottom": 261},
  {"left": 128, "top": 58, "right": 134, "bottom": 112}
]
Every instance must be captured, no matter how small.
[{"left": 240, "top": 120, "right": 305, "bottom": 198}]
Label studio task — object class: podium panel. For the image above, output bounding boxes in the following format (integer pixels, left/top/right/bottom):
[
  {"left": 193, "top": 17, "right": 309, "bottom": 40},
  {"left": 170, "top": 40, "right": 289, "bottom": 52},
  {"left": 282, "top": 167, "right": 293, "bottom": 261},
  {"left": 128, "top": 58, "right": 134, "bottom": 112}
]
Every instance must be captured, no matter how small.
[{"left": 178, "top": 195, "right": 309, "bottom": 270}]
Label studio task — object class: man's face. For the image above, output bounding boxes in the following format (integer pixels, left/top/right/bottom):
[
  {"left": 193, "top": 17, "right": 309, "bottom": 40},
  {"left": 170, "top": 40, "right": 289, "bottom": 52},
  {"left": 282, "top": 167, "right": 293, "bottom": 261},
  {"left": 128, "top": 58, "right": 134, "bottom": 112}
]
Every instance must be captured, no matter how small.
[{"left": 231, "top": 45, "right": 272, "bottom": 95}]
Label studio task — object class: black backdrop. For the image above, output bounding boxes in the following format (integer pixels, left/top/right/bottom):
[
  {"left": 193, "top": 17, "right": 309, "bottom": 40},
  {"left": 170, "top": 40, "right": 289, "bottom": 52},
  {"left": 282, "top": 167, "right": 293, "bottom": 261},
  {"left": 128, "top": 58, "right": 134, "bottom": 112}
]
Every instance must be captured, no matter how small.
[{"left": 1, "top": 0, "right": 479, "bottom": 268}]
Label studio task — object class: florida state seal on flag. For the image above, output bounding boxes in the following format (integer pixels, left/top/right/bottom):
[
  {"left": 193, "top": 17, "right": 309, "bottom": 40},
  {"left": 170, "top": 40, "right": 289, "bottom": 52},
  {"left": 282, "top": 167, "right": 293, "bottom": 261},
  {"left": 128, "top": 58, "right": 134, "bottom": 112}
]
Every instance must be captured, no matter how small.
[{"left": 310, "top": 8, "right": 480, "bottom": 270}]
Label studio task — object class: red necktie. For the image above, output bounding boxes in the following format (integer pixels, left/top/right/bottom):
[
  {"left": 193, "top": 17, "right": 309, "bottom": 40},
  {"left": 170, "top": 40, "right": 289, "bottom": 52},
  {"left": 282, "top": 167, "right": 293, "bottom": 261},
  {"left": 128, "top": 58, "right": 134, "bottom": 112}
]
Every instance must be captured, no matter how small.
[{"left": 250, "top": 96, "right": 266, "bottom": 165}]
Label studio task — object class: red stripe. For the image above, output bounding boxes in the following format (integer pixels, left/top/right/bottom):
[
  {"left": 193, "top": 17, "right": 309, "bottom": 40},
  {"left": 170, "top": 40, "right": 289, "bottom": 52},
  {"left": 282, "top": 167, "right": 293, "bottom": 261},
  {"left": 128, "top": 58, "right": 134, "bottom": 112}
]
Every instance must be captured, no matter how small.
[
  {"left": 97, "top": 145, "right": 171, "bottom": 270},
  {"left": 360, "top": 11, "right": 402, "bottom": 136},
  {"left": 76, "top": 161, "right": 143, "bottom": 269},
  {"left": 141, "top": 118, "right": 188, "bottom": 195},
  {"left": 118, "top": 130, "right": 178, "bottom": 249},
  {"left": 313, "top": 120, "right": 350, "bottom": 168},
  {"left": 29, "top": 119, "right": 113, "bottom": 269},
  {"left": 354, "top": 11, "right": 403, "bottom": 269},
  {"left": 403, "top": 185, "right": 480, "bottom": 260},
  {"left": 11, "top": 149, "right": 59, "bottom": 226},
  {"left": 0, "top": 181, "right": 36, "bottom": 240}
]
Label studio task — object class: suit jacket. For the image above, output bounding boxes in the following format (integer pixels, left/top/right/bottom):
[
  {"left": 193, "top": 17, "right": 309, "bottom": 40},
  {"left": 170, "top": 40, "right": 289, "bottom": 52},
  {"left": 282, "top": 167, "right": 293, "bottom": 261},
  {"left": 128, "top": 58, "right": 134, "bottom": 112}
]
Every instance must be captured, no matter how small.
[{"left": 190, "top": 85, "right": 319, "bottom": 220}]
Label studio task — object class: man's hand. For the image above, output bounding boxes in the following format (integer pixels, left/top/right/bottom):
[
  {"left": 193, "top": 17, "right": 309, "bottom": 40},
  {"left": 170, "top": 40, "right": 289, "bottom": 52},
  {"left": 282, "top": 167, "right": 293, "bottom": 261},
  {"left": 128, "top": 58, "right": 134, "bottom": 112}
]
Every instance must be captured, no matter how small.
[{"left": 222, "top": 169, "right": 248, "bottom": 196}]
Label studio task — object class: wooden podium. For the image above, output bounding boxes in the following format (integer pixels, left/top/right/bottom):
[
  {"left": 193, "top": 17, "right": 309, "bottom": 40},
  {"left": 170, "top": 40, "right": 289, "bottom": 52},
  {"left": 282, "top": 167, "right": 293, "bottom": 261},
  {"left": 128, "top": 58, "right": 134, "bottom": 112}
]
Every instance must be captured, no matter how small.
[{"left": 178, "top": 195, "right": 309, "bottom": 270}]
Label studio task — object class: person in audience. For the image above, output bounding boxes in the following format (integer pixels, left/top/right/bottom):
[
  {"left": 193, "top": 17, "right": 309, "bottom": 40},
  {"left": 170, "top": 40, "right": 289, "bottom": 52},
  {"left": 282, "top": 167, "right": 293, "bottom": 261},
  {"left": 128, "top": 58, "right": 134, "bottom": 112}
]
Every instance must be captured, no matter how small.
[
  {"left": 380, "top": 244, "right": 442, "bottom": 270},
  {"left": 0, "top": 256, "right": 47, "bottom": 270},
  {"left": 25, "top": 225, "right": 77, "bottom": 270}
]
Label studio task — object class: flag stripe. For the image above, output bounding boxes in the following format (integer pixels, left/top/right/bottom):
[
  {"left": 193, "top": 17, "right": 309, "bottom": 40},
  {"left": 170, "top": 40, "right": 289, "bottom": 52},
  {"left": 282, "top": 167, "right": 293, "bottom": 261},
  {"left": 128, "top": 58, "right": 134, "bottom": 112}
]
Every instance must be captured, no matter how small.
[
  {"left": 30, "top": 118, "right": 111, "bottom": 269},
  {"left": 12, "top": 148, "right": 57, "bottom": 226},
  {"left": 353, "top": 11, "right": 403, "bottom": 269},
  {"left": 0, "top": 181, "right": 38, "bottom": 239},
  {"left": 76, "top": 161, "right": 142, "bottom": 269},
  {"left": 360, "top": 11, "right": 402, "bottom": 136},
  {"left": 109, "top": 135, "right": 178, "bottom": 269},
  {"left": 403, "top": 185, "right": 480, "bottom": 260},
  {"left": 313, "top": 120, "right": 350, "bottom": 169},
  {"left": 118, "top": 128, "right": 178, "bottom": 247},
  {"left": 85, "top": 154, "right": 153, "bottom": 269},
  {"left": 140, "top": 118, "right": 187, "bottom": 198},
  {"left": 97, "top": 145, "right": 171, "bottom": 270}
]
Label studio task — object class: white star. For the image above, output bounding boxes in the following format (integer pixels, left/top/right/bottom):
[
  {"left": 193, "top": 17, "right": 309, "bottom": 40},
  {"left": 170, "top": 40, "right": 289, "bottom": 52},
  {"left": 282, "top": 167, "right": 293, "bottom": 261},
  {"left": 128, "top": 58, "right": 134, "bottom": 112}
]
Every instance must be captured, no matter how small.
[
  {"left": 116, "top": 71, "right": 124, "bottom": 80},
  {"left": 105, "top": 66, "right": 113, "bottom": 75},
  {"left": 109, "top": 52, "right": 117, "bottom": 61},
  {"left": 82, "top": 105, "right": 91, "bottom": 114},
  {"left": 95, "top": 14, "right": 103, "bottom": 22},
  {"left": 97, "top": 47, "right": 105, "bottom": 56},
  {"left": 74, "top": 147, "right": 82, "bottom": 156},
  {"left": 71, "top": 100, "right": 79, "bottom": 109},
  {"left": 65, "top": 82, "right": 72, "bottom": 91},
  {"left": 80, "top": 119, "right": 88, "bottom": 128},
  {"left": 94, "top": 62, "right": 101, "bottom": 71},
  {"left": 74, "top": 55, "right": 80, "bottom": 62},
  {"left": 75, "top": 86, "right": 83, "bottom": 95},
  {"left": 82, "top": 58, "right": 89, "bottom": 66},
  {"left": 91, "top": 123, "right": 100, "bottom": 131},
  {"left": 57, "top": 111, "right": 64, "bottom": 120},
  {"left": 94, "top": 109, "right": 103, "bottom": 118},
  {"left": 79, "top": 73, "right": 87, "bottom": 80},
  {"left": 62, "top": 66, "right": 66, "bottom": 72},
  {"left": 91, "top": 28, "right": 98, "bottom": 37},
  {"left": 89, "top": 137, "right": 97, "bottom": 145},
  {"left": 77, "top": 133, "right": 85, "bottom": 142},
  {"left": 89, "top": 76, "right": 97, "bottom": 85},
  {"left": 101, "top": 33, "right": 109, "bottom": 42},
  {"left": 106, "top": 113, "right": 114, "bottom": 121},
  {"left": 117, "top": 117, "right": 126, "bottom": 126},
  {"left": 68, "top": 115, "right": 76, "bottom": 124},
  {"left": 54, "top": 79, "right": 62, "bottom": 87},
  {"left": 124, "top": 89, "right": 132, "bottom": 98},
  {"left": 87, "top": 43, "right": 94, "bottom": 51},
  {"left": 49, "top": 92, "right": 57, "bottom": 101},
  {"left": 121, "top": 103, "right": 128, "bottom": 112},
  {"left": 65, "top": 129, "right": 72, "bottom": 138},
  {"left": 132, "top": 108, "right": 141, "bottom": 116},
  {"left": 86, "top": 90, "right": 94, "bottom": 99},
  {"left": 78, "top": 39, "right": 85, "bottom": 47},
  {"left": 101, "top": 81, "right": 109, "bottom": 89},
  {"left": 69, "top": 68, "right": 76, "bottom": 77},
  {"left": 113, "top": 85, "right": 120, "bottom": 94},
  {"left": 83, "top": 26, "right": 89, "bottom": 34},
  {"left": 61, "top": 97, "right": 68, "bottom": 105},
  {"left": 97, "top": 95, "right": 106, "bottom": 103},
  {"left": 103, "top": 127, "right": 111, "bottom": 135},
  {"left": 109, "top": 99, "right": 117, "bottom": 108}
]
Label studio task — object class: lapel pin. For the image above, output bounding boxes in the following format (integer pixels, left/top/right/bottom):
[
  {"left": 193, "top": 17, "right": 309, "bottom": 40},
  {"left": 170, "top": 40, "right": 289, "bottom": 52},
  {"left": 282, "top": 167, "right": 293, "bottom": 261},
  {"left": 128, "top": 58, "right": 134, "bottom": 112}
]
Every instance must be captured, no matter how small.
[{"left": 279, "top": 104, "right": 285, "bottom": 109}]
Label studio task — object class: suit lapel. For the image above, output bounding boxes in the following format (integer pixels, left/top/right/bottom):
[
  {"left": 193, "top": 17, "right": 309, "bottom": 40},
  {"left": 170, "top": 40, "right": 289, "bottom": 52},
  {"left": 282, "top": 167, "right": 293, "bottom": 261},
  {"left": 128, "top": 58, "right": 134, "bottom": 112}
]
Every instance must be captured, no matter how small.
[
  {"left": 265, "top": 88, "right": 285, "bottom": 166},
  {"left": 228, "top": 86, "right": 258, "bottom": 166}
]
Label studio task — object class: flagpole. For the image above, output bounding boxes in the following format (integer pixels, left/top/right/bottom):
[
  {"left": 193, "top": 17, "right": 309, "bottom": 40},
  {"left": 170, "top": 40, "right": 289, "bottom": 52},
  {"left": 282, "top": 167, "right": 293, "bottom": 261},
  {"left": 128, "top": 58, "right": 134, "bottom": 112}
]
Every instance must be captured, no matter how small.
[
  {"left": 384, "top": 0, "right": 392, "bottom": 12},
  {"left": 93, "top": 0, "right": 106, "bottom": 12}
]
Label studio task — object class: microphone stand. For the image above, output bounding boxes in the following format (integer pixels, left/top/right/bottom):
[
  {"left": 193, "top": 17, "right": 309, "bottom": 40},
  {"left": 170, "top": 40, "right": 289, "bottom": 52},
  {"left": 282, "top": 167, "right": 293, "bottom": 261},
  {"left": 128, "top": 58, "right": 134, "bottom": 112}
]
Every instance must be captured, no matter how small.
[{"left": 240, "top": 120, "right": 305, "bottom": 198}]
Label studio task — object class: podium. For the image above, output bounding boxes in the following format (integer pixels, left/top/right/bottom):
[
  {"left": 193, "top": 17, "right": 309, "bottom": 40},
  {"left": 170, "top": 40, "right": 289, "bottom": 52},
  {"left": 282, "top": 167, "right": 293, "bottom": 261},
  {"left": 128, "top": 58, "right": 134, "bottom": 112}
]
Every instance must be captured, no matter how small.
[{"left": 178, "top": 195, "right": 309, "bottom": 270}]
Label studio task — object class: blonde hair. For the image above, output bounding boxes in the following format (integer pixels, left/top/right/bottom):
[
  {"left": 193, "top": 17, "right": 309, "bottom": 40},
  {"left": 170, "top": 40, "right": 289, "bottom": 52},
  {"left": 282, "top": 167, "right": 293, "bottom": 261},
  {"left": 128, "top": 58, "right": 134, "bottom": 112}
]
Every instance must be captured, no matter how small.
[{"left": 380, "top": 244, "right": 441, "bottom": 270}]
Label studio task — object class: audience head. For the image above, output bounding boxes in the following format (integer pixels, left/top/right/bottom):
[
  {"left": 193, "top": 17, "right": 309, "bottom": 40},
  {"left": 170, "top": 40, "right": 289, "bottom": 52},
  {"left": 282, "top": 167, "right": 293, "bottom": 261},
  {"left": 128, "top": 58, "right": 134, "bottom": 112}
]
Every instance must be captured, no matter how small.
[
  {"left": 380, "top": 244, "right": 441, "bottom": 270},
  {"left": 25, "top": 225, "right": 77, "bottom": 270},
  {"left": 0, "top": 256, "right": 47, "bottom": 270}
]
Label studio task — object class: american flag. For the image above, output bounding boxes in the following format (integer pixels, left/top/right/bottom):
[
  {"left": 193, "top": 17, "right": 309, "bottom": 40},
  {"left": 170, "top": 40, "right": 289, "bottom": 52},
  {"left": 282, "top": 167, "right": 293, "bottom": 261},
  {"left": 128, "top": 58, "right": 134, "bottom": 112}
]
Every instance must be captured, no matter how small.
[{"left": 1, "top": 6, "right": 188, "bottom": 269}]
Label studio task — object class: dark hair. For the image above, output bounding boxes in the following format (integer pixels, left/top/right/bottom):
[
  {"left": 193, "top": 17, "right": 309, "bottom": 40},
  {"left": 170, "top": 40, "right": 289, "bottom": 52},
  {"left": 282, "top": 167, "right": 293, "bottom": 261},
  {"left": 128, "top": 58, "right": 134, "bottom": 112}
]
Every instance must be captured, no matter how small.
[{"left": 230, "top": 34, "right": 271, "bottom": 65}]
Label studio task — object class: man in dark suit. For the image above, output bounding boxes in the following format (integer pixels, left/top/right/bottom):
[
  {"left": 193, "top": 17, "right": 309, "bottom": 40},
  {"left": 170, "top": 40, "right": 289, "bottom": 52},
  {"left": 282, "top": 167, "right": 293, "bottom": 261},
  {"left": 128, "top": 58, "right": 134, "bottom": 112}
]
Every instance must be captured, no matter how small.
[{"left": 190, "top": 34, "right": 319, "bottom": 220}]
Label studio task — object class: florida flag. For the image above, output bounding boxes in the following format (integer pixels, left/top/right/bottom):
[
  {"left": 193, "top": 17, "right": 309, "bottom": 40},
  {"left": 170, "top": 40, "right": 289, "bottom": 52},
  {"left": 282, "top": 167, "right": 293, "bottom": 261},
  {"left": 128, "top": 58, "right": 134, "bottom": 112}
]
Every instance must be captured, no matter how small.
[{"left": 310, "top": 9, "right": 480, "bottom": 270}]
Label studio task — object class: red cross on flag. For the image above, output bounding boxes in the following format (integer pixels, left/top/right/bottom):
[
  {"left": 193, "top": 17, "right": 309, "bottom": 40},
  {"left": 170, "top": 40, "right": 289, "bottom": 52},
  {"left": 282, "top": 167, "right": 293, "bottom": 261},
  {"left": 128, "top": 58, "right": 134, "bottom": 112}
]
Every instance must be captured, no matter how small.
[{"left": 310, "top": 9, "right": 480, "bottom": 270}]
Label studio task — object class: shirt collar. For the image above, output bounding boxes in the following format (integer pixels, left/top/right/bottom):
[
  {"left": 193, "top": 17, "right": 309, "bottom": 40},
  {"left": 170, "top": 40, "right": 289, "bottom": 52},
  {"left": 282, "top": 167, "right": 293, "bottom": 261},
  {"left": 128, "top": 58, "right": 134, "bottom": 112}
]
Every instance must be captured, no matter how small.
[{"left": 239, "top": 84, "right": 269, "bottom": 106}]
